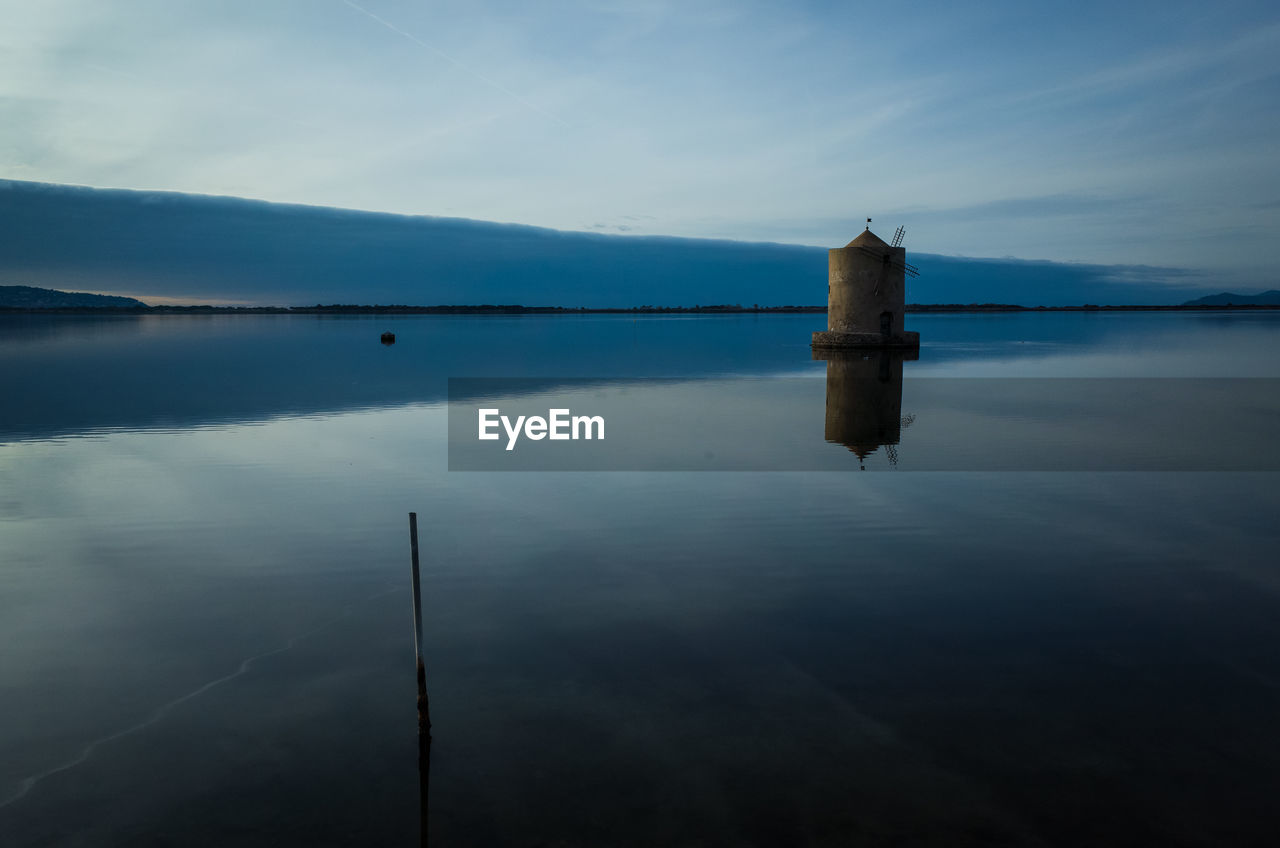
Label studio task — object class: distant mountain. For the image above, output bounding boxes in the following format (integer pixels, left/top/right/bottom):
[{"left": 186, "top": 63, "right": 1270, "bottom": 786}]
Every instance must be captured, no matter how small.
[
  {"left": 0, "top": 285, "right": 146, "bottom": 308},
  {"left": 1182, "top": 290, "right": 1280, "bottom": 306},
  {"left": 1, "top": 179, "right": 1202, "bottom": 307}
]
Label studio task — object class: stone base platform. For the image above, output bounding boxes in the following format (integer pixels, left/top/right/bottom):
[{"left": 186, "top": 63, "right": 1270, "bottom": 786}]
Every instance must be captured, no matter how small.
[{"left": 811, "top": 330, "right": 920, "bottom": 349}]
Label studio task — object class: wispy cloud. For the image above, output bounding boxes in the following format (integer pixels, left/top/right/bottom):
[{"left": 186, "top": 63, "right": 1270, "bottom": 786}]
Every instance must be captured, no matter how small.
[
  {"left": 1006, "top": 21, "right": 1280, "bottom": 107},
  {"left": 338, "top": 0, "right": 567, "bottom": 126}
]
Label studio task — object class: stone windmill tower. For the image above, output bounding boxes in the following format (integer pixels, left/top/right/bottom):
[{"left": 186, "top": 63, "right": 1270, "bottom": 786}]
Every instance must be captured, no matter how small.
[{"left": 812, "top": 220, "right": 920, "bottom": 349}]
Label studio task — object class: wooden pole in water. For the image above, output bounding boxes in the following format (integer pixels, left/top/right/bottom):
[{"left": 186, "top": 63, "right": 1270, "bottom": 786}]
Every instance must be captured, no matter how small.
[
  {"left": 409, "top": 512, "right": 431, "bottom": 847},
  {"left": 409, "top": 512, "right": 431, "bottom": 732}
]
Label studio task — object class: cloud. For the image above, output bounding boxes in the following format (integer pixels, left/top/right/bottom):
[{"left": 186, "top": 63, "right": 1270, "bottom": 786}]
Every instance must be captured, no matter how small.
[
  {"left": 0, "top": 0, "right": 1277, "bottom": 278},
  {"left": 338, "top": 0, "right": 567, "bottom": 125},
  {"left": 0, "top": 179, "right": 1208, "bottom": 307}
]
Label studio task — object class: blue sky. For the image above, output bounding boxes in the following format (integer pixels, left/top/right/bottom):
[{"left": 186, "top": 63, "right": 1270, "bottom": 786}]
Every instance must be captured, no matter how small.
[{"left": 2, "top": 0, "right": 1278, "bottom": 287}]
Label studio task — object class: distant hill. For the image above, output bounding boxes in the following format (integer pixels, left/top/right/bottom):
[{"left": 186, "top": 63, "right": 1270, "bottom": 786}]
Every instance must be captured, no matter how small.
[
  {"left": 0, "top": 285, "right": 146, "bottom": 309},
  {"left": 1182, "top": 290, "right": 1280, "bottom": 306},
  {"left": 1, "top": 179, "right": 1202, "bottom": 307}
]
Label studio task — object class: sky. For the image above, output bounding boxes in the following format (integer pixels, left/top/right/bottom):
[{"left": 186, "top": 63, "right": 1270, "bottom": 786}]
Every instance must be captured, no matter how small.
[{"left": 2, "top": 0, "right": 1278, "bottom": 287}]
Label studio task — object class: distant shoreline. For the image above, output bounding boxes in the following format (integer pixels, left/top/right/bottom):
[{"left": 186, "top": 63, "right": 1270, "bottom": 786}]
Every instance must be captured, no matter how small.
[{"left": 3, "top": 303, "right": 1280, "bottom": 315}]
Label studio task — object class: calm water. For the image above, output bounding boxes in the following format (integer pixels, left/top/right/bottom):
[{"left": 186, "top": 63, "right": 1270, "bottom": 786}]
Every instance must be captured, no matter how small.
[{"left": 2, "top": 311, "right": 1280, "bottom": 846}]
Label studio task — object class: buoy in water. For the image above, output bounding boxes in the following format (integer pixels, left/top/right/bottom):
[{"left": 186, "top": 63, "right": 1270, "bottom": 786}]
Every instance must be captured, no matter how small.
[{"left": 381, "top": 331, "right": 396, "bottom": 345}]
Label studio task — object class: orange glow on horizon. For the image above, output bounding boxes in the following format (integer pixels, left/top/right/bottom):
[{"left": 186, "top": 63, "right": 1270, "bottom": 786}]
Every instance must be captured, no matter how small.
[{"left": 79, "top": 290, "right": 278, "bottom": 307}]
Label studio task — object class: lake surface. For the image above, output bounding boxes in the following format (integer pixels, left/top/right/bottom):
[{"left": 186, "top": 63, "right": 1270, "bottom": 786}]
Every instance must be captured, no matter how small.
[{"left": 2, "top": 311, "right": 1279, "bottom": 846}]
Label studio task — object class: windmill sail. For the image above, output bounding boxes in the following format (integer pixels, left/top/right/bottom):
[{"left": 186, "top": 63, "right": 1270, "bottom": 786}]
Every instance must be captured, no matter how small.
[{"left": 856, "top": 245, "right": 920, "bottom": 278}]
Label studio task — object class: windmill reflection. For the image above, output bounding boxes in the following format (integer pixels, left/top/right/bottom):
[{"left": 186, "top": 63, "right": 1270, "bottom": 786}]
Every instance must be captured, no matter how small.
[{"left": 815, "top": 349, "right": 917, "bottom": 469}]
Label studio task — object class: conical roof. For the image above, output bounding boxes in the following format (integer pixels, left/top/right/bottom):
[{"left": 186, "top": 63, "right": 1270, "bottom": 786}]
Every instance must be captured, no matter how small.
[{"left": 846, "top": 229, "right": 889, "bottom": 248}]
